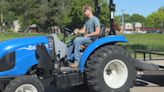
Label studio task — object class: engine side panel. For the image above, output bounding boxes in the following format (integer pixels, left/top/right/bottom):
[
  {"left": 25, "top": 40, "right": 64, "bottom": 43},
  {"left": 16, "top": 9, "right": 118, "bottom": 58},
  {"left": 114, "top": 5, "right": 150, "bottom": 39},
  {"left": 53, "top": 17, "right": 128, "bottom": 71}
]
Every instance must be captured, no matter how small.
[
  {"left": 0, "top": 36, "right": 49, "bottom": 77},
  {"left": 0, "top": 36, "right": 48, "bottom": 58}
]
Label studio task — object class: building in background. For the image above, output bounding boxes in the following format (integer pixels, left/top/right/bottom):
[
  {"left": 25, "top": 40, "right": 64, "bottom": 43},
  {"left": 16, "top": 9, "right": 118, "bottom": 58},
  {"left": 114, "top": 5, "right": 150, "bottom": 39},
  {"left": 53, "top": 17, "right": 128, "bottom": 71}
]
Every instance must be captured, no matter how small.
[
  {"left": 124, "top": 23, "right": 133, "bottom": 31},
  {"left": 133, "top": 22, "right": 142, "bottom": 32},
  {"left": 122, "top": 22, "right": 143, "bottom": 34},
  {"left": 13, "top": 20, "right": 20, "bottom": 33}
]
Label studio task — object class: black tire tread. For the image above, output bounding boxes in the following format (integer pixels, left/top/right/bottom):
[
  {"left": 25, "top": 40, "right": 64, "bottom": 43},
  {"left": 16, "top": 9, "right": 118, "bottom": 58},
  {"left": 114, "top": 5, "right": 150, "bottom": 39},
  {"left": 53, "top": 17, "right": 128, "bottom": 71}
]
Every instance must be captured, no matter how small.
[
  {"left": 4, "top": 76, "right": 44, "bottom": 92},
  {"left": 85, "top": 45, "right": 135, "bottom": 92}
]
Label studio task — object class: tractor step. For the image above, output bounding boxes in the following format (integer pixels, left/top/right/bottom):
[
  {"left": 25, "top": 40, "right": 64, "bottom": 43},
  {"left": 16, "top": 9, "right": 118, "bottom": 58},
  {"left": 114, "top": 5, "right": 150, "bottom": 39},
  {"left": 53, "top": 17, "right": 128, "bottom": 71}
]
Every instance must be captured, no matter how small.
[
  {"left": 60, "top": 67, "right": 79, "bottom": 72},
  {"left": 53, "top": 71, "right": 83, "bottom": 88}
]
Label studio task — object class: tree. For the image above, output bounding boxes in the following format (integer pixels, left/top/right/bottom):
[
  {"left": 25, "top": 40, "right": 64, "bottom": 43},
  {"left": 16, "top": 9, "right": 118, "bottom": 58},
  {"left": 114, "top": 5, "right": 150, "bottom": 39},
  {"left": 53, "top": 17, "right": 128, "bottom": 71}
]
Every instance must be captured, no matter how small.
[
  {"left": 158, "top": 6, "right": 164, "bottom": 12},
  {"left": 62, "top": 0, "right": 94, "bottom": 29},
  {"left": 47, "top": 0, "right": 68, "bottom": 26},
  {"left": 129, "top": 14, "right": 146, "bottom": 23},
  {"left": 146, "top": 7, "right": 164, "bottom": 27},
  {"left": 23, "top": 0, "right": 68, "bottom": 31},
  {"left": 123, "top": 14, "right": 131, "bottom": 23},
  {"left": 2, "top": 0, "right": 68, "bottom": 32},
  {"left": 99, "top": 1, "right": 110, "bottom": 27},
  {"left": 62, "top": 0, "right": 110, "bottom": 28},
  {"left": 0, "top": 0, "right": 10, "bottom": 25}
]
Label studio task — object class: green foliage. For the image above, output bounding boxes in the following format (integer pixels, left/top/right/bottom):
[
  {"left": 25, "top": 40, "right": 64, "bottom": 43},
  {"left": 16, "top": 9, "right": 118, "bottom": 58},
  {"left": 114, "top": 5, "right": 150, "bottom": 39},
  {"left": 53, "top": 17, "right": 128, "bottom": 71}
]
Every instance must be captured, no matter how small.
[
  {"left": 114, "top": 16, "right": 121, "bottom": 25},
  {"left": 129, "top": 14, "right": 146, "bottom": 23},
  {"left": 123, "top": 14, "right": 131, "bottom": 22},
  {"left": 116, "top": 13, "right": 146, "bottom": 23},
  {"left": 62, "top": 0, "right": 111, "bottom": 28},
  {"left": 146, "top": 7, "right": 164, "bottom": 27},
  {"left": 1, "top": 0, "right": 68, "bottom": 32},
  {"left": 158, "top": 6, "right": 164, "bottom": 12},
  {"left": 62, "top": 0, "right": 94, "bottom": 28},
  {"left": 0, "top": 0, "right": 163, "bottom": 31},
  {"left": 99, "top": 2, "right": 110, "bottom": 26},
  {"left": 115, "top": 7, "right": 164, "bottom": 28}
]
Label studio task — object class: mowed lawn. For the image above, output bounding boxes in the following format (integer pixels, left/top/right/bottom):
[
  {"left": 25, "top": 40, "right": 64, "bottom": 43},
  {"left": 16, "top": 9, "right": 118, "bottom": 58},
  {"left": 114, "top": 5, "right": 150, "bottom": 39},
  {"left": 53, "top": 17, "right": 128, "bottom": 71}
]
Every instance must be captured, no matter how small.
[
  {"left": 125, "top": 34, "right": 164, "bottom": 51},
  {"left": 0, "top": 33, "right": 164, "bottom": 51},
  {"left": 0, "top": 33, "right": 45, "bottom": 41}
]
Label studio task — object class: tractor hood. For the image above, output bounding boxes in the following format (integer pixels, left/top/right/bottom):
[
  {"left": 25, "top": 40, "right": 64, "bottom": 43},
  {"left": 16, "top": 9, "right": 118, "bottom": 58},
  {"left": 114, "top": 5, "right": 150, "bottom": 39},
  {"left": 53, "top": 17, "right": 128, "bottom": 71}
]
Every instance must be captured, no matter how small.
[{"left": 0, "top": 36, "right": 48, "bottom": 58}]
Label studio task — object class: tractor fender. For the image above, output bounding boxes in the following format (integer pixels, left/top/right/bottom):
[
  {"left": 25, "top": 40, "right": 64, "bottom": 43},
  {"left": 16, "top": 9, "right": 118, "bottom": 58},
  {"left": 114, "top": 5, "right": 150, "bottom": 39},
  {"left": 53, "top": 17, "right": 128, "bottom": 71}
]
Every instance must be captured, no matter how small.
[{"left": 79, "top": 35, "right": 128, "bottom": 72}]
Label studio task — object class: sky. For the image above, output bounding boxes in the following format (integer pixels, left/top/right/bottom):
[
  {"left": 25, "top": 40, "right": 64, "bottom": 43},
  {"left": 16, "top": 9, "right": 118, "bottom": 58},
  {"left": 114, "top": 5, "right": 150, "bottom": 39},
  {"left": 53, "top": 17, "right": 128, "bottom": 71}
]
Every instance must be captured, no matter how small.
[{"left": 113, "top": 0, "right": 164, "bottom": 17}]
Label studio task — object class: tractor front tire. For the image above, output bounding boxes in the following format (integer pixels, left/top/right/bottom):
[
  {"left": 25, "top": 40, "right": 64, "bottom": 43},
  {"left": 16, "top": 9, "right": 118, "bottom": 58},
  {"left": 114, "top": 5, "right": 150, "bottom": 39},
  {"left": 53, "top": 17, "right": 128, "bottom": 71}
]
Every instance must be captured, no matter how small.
[
  {"left": 4, "top": 76, "right": 44, "bottom": 92},
  {"left": 86, "top": 45, "right": 135, "bottom": 92}
]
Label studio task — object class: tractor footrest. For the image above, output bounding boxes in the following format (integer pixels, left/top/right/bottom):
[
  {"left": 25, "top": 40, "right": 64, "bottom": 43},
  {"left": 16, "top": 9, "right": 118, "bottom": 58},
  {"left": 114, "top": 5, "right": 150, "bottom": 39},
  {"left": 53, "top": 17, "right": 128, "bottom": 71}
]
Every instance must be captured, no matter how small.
[
  {"left": 53, "top": 72, "right": 83, "bottom": 88},
  {"left": 60, "top": 67, "right": 79, "bottom": 72}
]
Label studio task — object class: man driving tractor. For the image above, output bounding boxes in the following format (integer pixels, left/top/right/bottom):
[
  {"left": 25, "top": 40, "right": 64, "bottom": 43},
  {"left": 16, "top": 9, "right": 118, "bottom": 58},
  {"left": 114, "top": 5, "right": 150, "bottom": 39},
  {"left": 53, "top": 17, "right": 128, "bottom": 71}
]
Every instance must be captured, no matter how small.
[{"left": 67, "top": 5, "right": 101, "bottom": 68}]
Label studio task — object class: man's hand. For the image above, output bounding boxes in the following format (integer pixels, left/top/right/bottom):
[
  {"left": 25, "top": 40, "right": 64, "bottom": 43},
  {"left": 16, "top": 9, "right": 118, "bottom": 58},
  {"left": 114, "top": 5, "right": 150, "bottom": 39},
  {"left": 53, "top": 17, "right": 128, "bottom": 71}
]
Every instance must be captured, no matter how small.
[
  {"left": 73, "top": 28, "right": 79, "bottom": 35},
  {"left": 84, "top": 34, "right": 90, "bottom": 37},
  {"left": 84, "top": 26, "right": 100, "bottom": 37},
  {"left": 73, "top": 27, "right": 86, "bottom": 35}
]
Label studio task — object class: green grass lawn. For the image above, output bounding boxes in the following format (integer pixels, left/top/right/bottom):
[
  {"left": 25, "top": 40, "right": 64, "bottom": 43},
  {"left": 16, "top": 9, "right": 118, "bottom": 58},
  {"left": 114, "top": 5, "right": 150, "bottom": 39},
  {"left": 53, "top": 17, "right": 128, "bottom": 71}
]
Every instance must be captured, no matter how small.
[
  {"left": 0, "top": 32, "right": 164, "bottom": 51},
  {"left": 124, "top": 34, "right": 164, "bottom": 51},
  {"left": 0, "top": 32, "right": 46, "bottom": 41}
]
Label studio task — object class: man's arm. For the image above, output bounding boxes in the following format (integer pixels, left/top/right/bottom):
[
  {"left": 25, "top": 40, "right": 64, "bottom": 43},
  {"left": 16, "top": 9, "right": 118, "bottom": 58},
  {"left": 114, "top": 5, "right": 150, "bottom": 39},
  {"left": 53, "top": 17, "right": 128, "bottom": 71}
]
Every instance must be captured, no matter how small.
[
  {"left": 85, "top": 26, "right": 100, "bottom": 37},
  {"left": 79, "top": 27, "right": 86, "bottom": 34},
  {"left": 74, "top": 27, "right": 86, "bottom": 34}
]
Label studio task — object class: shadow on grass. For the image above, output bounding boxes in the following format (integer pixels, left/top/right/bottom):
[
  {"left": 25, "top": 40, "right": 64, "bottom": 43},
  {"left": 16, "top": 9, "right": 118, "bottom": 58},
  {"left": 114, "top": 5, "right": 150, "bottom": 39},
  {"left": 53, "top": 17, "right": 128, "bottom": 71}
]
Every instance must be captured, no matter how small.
[{"left": 123, "top": 44, "right": 148, "bottom": 51}]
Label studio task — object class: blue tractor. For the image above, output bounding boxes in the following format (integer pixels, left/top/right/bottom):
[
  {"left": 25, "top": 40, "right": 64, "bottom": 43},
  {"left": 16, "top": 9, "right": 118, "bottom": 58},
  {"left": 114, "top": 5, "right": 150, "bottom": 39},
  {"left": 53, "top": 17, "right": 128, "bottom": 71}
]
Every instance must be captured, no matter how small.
[{"left": 0, "top": 0, "right": 136, "bottom": 92}]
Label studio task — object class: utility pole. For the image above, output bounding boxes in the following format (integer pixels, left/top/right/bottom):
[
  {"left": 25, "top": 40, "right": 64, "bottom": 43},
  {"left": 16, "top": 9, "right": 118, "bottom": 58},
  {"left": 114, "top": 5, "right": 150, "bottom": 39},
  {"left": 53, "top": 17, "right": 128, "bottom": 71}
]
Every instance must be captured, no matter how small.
[
  {"left": 1, "top": 0, "right": 4, "bottom": 32},
  {"left": 0, "top": 13, "right": 3, "bottom": 24},
  {"left": 161, "top": 20, "right": 163, "bottom": 28},
  {"left": 121, "top": 9, "right": 125, "bottom": 32},
  {"left": 1, "top": 0, "right": 4, "bottom": 24}
]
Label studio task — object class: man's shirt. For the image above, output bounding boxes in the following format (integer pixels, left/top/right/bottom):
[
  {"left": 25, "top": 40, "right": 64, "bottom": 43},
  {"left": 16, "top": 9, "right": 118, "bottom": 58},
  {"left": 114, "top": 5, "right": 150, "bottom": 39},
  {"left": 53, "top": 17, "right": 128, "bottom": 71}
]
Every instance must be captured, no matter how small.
[{"left": 84, "top": 16, "right": 100, "bottom": 34}]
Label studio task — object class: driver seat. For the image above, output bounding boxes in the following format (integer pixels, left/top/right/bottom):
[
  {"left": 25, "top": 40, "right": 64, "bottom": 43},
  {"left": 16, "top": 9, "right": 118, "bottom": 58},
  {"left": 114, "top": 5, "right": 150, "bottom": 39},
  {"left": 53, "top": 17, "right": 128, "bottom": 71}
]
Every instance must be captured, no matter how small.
[{"left": 99, "top": 24, "right": 106, "bottom": 38}]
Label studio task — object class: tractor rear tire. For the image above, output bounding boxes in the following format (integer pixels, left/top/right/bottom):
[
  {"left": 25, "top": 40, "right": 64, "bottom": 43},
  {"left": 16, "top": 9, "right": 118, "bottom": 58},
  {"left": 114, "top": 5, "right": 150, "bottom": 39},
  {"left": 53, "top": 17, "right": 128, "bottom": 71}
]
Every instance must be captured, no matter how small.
[
  {"left": 85, "top": 45, "right": 135, "bottom": 92},
  {"left": 4, "top": 76, "right": 44, "bottom": 92}
]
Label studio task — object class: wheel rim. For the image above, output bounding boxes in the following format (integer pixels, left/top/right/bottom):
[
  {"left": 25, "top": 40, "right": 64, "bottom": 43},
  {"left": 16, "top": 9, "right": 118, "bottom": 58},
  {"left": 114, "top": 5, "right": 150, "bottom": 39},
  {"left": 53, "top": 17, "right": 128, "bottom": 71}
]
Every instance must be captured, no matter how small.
[
  {"left": 15, "top": 84, "right": 38, "bottom": 92},
  {"left": 103, "top": 59, "right": 128, "bottom": 89}
]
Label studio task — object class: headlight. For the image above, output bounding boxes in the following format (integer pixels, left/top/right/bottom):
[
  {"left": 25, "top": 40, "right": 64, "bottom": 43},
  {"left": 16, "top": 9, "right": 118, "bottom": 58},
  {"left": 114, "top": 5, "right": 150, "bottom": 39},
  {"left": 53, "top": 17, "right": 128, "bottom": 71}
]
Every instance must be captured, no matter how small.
[
  {"left": 48, "top": 36, "right": 55, "bottom": 60},
  {"left": 0, "top": 52, "right": 15, "bottom": 72}
]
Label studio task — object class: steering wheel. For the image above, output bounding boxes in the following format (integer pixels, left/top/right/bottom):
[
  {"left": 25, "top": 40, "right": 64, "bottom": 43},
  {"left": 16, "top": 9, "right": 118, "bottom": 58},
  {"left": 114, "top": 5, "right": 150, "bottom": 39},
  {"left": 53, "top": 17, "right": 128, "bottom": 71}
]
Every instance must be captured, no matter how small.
[
  {"left": 62, "top": 27, "right": 82, "bottom": 43},
  {"left": 62, "top": 28, "right": 73, "bottom": 42},
  {"left": 63, "top": 28, "right": 72, "bottom": 32},
  {"left": 63, "top": 28, "right": 72, "bottom": 35}
]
